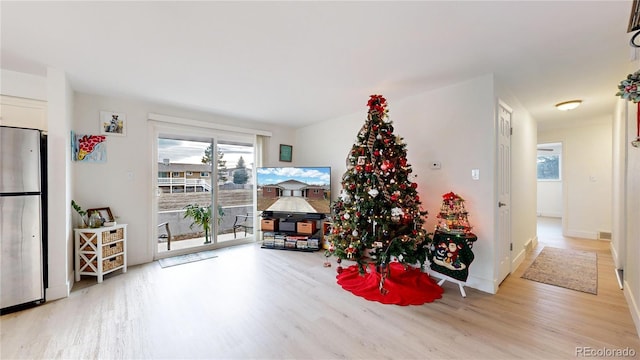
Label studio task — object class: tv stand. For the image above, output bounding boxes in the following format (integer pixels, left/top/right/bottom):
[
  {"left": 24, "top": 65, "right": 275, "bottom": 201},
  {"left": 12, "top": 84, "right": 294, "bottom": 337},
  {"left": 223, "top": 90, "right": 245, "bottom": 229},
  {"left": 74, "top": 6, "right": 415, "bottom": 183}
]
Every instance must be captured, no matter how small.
[{"left": 259, "top": 212, "right": 326, "bottom": 251}]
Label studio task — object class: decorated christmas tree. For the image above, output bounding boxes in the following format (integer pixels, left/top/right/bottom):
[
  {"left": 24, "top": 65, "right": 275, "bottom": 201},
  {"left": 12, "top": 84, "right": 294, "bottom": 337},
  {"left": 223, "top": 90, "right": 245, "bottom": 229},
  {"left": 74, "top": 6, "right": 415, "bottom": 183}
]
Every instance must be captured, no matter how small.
[{"left": 329, "top": 95, "right": 429, "bottom": 275}]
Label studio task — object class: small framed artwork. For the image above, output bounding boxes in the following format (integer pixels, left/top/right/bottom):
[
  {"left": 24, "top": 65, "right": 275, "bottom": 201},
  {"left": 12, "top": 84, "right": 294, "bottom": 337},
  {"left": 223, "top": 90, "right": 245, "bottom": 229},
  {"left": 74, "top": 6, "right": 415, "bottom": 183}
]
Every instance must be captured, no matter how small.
[
  {"left": 279, "top": 144, "right": 293, "bottom": 162},
  {"left": 74, "top": 133, "right": 106, "bottom": 163},
  {"left": 100, "top": 111, "right": 126, "bottom": 136},
  {"left": 87, "top": 207, "right": 114, "bottom": 222}
]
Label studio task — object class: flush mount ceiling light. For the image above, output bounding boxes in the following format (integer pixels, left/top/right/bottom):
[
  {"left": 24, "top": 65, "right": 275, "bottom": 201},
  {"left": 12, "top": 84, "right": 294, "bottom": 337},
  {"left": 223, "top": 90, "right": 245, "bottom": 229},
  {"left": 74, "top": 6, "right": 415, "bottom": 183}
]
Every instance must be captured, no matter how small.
[{"left": 555, "top": 100, "right": 582, "bottom": 111}]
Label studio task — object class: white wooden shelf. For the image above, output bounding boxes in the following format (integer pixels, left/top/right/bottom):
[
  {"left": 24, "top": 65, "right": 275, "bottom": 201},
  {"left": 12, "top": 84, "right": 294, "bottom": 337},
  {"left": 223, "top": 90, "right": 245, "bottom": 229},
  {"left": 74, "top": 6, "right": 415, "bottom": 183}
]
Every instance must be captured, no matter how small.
[{"left": 74, "top": 224, "right": 127, "bottom": 283}]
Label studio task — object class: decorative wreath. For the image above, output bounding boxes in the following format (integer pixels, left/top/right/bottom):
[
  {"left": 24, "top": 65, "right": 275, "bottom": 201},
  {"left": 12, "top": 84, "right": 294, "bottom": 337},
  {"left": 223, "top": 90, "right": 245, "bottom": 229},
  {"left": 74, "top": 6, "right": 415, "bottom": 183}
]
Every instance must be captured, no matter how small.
[{"left": 617, "top": 70, "right": 640, "bottom": 103}]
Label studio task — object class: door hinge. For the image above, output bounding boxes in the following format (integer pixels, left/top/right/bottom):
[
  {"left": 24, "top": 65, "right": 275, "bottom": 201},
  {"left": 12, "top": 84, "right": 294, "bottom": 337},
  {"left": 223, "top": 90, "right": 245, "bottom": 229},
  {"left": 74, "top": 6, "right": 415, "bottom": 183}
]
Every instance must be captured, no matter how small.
[
  {"left": 510, "top": 127, "right": 513, "bottom": 135},
  {"left": 510, "top": 243, "right": 513, "bottom": 251}
]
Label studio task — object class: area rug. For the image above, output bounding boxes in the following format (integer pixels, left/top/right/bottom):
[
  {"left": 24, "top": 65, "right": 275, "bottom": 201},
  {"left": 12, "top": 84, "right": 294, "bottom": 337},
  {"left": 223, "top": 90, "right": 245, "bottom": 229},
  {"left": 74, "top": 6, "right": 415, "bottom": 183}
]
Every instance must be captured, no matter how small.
[
  {"left": 521, "top": 246, "right": 597, "bottom": 294},
  {"left": 158, "top": 250, "right": 218, "bottom": 268},
  {"left": 336, "top": 262, "right": 443, "bottom": 305}
]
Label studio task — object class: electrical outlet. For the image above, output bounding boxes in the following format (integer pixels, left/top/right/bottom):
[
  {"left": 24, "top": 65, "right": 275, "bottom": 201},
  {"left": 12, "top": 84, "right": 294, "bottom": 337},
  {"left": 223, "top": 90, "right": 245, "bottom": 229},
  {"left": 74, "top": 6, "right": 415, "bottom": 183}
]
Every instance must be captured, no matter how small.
[
  {"left": 472, "top": 169, "right": 480, "bottom": 180},
  {"left": 430, "top": 161, "right": 441, "bottom": 169}
]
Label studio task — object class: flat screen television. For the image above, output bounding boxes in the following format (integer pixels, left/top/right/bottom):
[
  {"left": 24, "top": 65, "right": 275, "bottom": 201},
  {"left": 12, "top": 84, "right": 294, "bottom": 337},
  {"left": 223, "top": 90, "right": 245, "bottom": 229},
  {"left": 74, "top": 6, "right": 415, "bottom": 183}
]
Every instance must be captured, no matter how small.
[{"left": 257, "top": 166, "right": 331, "bottom": 217}]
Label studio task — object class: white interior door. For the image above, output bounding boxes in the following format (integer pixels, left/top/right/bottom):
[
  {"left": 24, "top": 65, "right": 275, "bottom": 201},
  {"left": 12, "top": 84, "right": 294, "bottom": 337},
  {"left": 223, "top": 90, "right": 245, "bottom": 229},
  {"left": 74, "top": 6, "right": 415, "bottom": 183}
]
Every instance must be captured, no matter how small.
[{"left": 497, "top": 100, "right": 512, "bottom": 285}]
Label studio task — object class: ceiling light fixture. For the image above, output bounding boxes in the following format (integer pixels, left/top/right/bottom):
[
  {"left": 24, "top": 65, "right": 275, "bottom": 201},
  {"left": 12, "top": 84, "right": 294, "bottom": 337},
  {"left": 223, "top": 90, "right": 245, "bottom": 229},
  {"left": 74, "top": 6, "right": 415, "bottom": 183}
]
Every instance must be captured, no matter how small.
[{"left": 555, "top": 100, "right": 582, "bottom": 111}]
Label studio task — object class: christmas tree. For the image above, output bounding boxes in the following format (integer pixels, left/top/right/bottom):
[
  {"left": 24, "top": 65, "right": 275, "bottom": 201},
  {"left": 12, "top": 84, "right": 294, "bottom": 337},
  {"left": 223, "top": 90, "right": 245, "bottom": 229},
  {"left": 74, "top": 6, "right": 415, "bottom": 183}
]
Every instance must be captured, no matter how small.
[{"left": 330, "top": 95, "right": 429, "bottom": 276}]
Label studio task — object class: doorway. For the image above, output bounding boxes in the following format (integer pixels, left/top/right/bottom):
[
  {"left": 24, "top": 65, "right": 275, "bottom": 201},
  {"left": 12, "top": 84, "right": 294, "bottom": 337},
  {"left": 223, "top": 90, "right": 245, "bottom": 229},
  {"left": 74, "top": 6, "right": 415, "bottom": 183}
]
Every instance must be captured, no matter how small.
[
  {"left": 154, "top": 129, "right": 256, "bottom": 259},
  {"left": 536, "top": 142, "right": 563, "bottom": 232}
]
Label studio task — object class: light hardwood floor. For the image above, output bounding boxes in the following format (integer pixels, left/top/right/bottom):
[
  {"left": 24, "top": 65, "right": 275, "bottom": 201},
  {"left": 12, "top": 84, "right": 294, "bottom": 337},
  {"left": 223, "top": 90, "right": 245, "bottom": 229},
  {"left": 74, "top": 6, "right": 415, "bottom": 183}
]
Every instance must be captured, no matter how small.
[{"left": 1, "top": 217, "right": 639, "bottom": 359}]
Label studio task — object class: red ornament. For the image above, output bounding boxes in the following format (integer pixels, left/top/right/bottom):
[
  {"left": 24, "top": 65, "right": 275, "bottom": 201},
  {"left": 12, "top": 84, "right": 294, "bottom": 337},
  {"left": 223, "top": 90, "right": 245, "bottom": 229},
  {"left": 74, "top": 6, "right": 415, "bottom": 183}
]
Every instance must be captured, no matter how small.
[
  {"left": 372, "top": 124, "right": 379, "bottom": 131},
  {"left": 365, "top": 164, "right": 373, "bottom": 172},
  {"left": 374, "top": 150, "right": 380, "bottom": 157},
  {"left": 355, "top": 165, "right": 362, "bottom": 172},
  {"left": 390, "top": 194, "right": 399, "bottom": 201},
  {"left": 411, "top": 183, "right": 418, "bottom": 189}
]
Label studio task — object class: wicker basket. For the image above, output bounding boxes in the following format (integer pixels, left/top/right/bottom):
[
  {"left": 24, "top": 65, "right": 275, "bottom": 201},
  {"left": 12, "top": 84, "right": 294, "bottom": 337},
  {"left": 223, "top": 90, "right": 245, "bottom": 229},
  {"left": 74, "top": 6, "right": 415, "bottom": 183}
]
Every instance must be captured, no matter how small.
[
  {"left": 102, "top": 242, "right": 123, "bottom": 257},
  {"left": 103, "top": 255, "right": 124, "bottom": 272},
  {"left": 102, "top": 228, "right": 124, "bottom": 244}
]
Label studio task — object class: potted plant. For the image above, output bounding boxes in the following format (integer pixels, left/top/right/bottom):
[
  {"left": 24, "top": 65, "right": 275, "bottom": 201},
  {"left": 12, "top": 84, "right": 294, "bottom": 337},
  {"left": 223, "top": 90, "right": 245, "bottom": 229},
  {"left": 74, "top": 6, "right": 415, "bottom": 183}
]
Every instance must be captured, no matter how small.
[
  {"left": 71, "top": 200, "right": 88, "bottom": 228},
  {"left": 184, "top": 204, "right": 213, "bottom": 244},
  {"left": 183, "top": 204, "right": 226, "bottom": 244}
]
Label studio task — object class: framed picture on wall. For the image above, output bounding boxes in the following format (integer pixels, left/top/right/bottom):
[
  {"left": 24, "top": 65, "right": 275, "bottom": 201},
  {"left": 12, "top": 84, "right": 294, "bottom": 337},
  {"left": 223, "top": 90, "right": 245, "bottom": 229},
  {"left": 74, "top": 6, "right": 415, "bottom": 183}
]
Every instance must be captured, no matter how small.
[
  {"left": 279, "top": 144, "right": 292, "bottom": 162},
  {"left": 100, "top": 111, "right": 126, "bottom": 136}
]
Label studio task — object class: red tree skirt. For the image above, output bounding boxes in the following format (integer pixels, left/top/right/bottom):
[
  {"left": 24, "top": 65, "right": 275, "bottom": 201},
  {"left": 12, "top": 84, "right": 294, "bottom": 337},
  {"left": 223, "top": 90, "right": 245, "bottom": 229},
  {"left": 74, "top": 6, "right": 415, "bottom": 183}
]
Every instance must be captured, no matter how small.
[{"left": 336, "top": 262, "right": 444, "bottom": 305}]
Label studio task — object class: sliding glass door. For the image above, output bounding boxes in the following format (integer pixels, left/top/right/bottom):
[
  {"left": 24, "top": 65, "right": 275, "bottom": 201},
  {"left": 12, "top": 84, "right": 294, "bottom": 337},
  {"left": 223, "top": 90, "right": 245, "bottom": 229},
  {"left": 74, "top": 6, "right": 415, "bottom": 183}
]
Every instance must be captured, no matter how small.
[{"left": 154, "top": 128, "right": 255, "bottom": 258}]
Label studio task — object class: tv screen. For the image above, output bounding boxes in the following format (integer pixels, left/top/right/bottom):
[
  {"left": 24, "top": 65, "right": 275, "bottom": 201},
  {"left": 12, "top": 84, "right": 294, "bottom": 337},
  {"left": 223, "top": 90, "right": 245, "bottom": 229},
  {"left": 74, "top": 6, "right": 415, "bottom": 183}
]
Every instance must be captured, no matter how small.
[{"left": 257, "top": 167, "right": 331, "bottom": 216}]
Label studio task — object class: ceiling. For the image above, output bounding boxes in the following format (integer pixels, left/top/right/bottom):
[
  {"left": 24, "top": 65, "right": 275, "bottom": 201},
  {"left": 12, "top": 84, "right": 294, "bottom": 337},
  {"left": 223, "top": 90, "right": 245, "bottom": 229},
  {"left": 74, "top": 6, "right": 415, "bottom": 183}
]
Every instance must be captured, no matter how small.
[{"left": 1, "top": 1, "right": 637, "bottom": 130}]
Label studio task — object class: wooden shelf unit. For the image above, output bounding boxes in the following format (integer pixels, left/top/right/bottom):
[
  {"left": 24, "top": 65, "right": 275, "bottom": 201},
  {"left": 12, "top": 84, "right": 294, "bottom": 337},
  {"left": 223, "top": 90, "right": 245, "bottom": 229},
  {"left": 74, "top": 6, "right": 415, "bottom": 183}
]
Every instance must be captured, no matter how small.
[{"left": 74, "top": 224, "right": 127, "bottom": 283}]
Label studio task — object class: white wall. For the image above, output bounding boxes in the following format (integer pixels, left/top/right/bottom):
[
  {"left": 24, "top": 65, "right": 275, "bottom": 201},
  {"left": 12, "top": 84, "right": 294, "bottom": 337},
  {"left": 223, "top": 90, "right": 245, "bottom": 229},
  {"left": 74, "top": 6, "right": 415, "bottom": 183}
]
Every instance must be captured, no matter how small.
[
  {"left": 45, "top": 68, "right": 74, "bottom": 301},
  {"left": 539, "top": 123, "right": 613, "bottom": 239},
  {"left": 296, "top": 74, "right": 536, "bottom": 294},
  {"left": 73, "top": 93, "right": 295, "bottom": 266},
  {"left": 537, "top": 181, "right": 562, "bottom": 218},
  {"left": 611, "top": 99, "right": 627, "bottom": 269}
]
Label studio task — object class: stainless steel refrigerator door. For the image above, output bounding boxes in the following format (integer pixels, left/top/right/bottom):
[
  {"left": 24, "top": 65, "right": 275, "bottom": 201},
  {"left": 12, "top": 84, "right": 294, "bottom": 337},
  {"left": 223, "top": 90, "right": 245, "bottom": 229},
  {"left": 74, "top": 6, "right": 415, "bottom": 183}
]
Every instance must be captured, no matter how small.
[
  {"left": 0, "top": 127, "right": 41, "bottom": 194},
  {"left": 0, "top": 194, "right": 44, "bottom": 308}
]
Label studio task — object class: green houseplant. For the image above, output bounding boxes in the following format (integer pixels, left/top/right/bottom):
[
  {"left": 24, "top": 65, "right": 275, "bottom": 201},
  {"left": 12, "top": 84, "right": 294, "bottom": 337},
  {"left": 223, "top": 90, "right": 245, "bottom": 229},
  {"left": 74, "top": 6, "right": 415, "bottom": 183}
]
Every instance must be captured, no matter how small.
[
  {"left": 183, "top": 204, "right": 226, "bottom": 244},
  {"left": 184, "top": 204, "right": 212, "bottom": 244},
  {"left": 71, "top": 200, "right": 88, "bottom": 228}
]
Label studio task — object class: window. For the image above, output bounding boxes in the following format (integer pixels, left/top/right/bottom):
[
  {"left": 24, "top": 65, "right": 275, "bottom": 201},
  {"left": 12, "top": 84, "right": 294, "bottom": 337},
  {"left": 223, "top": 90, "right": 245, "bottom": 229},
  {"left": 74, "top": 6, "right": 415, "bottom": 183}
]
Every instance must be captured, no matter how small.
[
  {"left": 172, "top": 172, "right": 181, "bottom": 177},
  {"left": 200, "top": 172, "right": 209, "bottom": 177},
  {"left": 186, "top": 171, "right": 193, "bottom": 176},
  {"left": 537, "top": 143, "right": 561, "bottom": 180}
]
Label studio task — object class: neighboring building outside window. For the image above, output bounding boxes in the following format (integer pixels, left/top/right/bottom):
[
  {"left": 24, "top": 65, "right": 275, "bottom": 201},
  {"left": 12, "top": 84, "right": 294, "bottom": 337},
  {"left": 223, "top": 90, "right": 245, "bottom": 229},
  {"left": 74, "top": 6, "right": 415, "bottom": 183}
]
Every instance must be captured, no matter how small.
[{"left": 537, "top": 154, "right": 560, "bottom": 180}]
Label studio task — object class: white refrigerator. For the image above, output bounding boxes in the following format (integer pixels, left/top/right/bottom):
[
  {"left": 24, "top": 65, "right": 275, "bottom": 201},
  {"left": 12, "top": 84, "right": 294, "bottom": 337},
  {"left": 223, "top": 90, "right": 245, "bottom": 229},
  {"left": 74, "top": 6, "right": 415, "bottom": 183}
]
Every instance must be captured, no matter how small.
[{"left": 0, "top": 126, "right": 47, "bottom": 313}]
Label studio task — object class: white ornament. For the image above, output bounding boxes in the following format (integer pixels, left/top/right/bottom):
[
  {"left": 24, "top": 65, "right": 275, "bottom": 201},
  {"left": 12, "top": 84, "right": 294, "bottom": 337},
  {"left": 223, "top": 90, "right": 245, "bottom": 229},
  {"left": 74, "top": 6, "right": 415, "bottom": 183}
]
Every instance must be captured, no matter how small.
[
  {"left": 352, "top": 230, "right": 359, "bottom": 237},
  {"left": 368, "top": 189, "right": 379, "bottom": 197},
  {"left": 343, "top": 213, "right": 351, "bottom": 220},
  {"left": 391, "top": 207, "right": 405, "bottom": 216}
]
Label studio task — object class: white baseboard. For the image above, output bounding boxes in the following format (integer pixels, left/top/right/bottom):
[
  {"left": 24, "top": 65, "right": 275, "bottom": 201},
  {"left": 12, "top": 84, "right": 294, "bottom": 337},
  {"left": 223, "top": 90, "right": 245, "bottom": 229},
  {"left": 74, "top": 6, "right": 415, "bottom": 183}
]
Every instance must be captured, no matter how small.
[
  {"left": 512, "top": 248, "right": 526, "bottom": 272},
  {"left": 538, "top": 212, "right": 562, "bottom": 218},
  {"left": 623, "top": 279, "right": 640, "bottom": 340},
  {"left": 565, "top": 229, "right": 597, "bottom": 240},
  {"left": 45, "top": 273, "right": 71, "bottom": 302},
  {"left": 610, "top": 242, "right": 621, "bottom": 270},
  {"left": 465, "top": 274, "right": 497, "bottom": 294}
]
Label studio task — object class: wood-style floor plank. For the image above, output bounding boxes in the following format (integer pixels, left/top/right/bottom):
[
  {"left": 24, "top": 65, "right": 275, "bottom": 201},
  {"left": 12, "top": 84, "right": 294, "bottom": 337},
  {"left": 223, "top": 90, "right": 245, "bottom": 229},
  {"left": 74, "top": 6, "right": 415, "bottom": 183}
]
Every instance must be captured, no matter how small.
[{"left": 1, "top": 217, "right": 638, "bottom": 359}]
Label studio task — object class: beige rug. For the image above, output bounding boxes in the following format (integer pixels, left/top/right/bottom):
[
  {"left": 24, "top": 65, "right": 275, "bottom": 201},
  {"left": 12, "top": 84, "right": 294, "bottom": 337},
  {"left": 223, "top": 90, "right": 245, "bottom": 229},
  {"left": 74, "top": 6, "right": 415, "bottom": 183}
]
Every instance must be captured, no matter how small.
[{"left": 521, "top": 246, "right": 597, "bottom": 294}]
